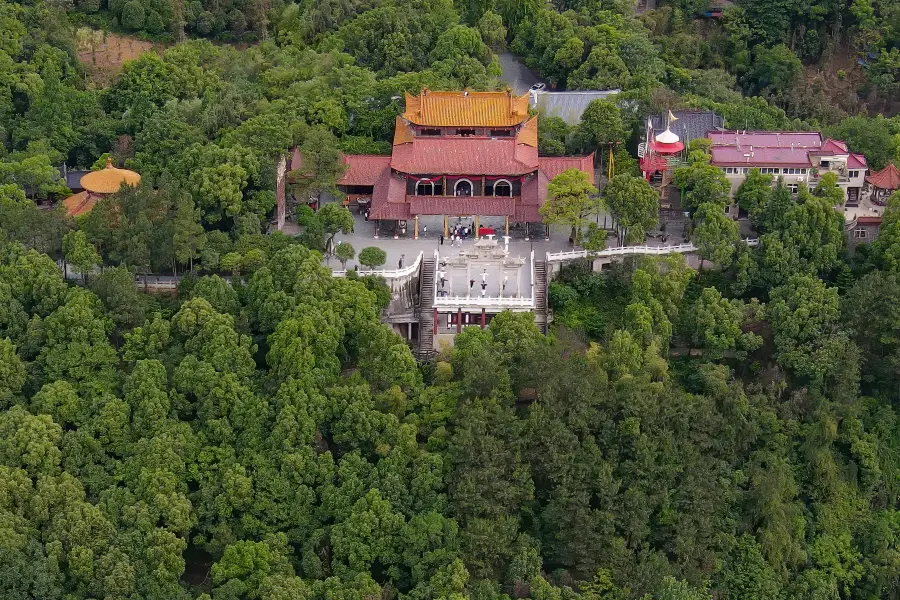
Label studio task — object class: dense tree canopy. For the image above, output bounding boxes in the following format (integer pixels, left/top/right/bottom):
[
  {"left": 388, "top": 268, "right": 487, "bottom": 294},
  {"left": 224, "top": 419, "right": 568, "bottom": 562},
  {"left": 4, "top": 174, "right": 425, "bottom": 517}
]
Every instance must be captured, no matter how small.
[{"left": 2, "top": 0, "right": 900, "bottom": 598}]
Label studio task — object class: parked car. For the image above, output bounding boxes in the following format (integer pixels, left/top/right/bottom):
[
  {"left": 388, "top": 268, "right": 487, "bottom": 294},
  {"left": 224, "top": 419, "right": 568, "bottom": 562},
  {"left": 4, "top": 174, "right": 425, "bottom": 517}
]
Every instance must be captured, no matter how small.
[{"left": 530, "top": 83, "right": 546, "bottom": 91}]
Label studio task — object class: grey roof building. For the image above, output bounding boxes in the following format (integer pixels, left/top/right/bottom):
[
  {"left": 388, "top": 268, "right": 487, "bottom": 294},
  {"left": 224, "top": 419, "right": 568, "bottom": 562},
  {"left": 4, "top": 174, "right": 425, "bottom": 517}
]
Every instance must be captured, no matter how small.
[
  {"left": 529, "top": 89, "right": 621, "bottom": 125},
  {"left": 649, "top": 110, "right": 724, "bottom": 145}
]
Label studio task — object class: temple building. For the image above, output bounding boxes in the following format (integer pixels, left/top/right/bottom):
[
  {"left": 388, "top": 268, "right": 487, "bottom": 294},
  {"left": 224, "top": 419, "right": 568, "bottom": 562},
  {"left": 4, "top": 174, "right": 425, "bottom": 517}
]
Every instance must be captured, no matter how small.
[
  {"left": 331, "top": 89, "right": 594, "bottom": 239},
  {"left": 640, "top": 110, "right": 724, "bottom": 214},
  {"left": 62, "top": 156, "right": 141, "bottom": 217}
]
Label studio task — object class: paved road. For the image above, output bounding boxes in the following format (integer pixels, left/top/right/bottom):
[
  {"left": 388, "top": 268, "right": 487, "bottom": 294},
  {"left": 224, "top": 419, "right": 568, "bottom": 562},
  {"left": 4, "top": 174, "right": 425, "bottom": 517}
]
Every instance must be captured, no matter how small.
[{"left": 498, "top": 51, "right": 545, "bottom": 95}]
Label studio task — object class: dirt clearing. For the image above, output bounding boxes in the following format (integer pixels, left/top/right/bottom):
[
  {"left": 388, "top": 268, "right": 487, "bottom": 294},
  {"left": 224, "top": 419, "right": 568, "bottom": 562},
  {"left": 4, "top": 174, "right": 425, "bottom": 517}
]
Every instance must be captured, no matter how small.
[{"left": 76, "top": 29, "right": 163, "bottom": 86}]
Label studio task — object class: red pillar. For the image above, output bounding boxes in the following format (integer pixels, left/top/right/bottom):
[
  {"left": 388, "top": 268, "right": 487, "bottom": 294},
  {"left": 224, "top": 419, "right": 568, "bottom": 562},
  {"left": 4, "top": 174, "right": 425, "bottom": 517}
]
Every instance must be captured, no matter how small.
[
  {"left": 456, "top": 308, "right": 462, "bottom": 333},
  {"left": 481, "top": 308, "right": 486, "bottom": 329},
  {"left": 433, "top": 308, "right": 438, "bottom": 336}
]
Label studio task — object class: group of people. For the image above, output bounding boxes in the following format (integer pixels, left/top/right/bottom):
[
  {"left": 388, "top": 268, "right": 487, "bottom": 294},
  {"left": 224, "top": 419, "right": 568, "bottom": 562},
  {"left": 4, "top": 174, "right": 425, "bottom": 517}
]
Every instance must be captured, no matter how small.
[
  {"left": 439, "top": 220, "right": 476, "bottom": 247},
  {"left": 435, "top": 266, "right": 511, "bottom": 298}
]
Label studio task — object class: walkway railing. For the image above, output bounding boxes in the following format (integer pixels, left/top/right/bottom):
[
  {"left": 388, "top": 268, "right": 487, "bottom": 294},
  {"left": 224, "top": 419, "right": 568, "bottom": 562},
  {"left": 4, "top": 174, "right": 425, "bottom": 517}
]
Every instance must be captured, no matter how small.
[
  {"left": 434, "top": 295, "right": 535, "bottom": 309},
  {"left": 333, "top": 251, "right": 423, "bottom": 278},
  {"left": 546, "top": 238, "right": 759, "bottom": 263},
  {"left": 546, "top": 243, "right": 697, "bottom": 262}
]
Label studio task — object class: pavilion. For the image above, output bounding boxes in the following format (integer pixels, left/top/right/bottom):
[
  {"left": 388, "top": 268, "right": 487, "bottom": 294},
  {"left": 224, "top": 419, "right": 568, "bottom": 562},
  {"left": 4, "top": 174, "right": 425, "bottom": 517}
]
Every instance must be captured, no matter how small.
[
  {"left": 62, "top": 156, "right": 141, "bottom": 217},
  {"left": 866, "top": 163, "right": 899, "bottom": 205},
  {"left": 333, "top": 89, "right": 595, "bottom": 239}
]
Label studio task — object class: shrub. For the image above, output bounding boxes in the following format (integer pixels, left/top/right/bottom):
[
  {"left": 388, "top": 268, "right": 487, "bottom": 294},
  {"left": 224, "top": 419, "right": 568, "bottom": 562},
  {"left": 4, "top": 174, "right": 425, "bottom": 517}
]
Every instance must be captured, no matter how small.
[
  {"left": 358, "top": 246, "right": 387, "bottom": 270},
  {"left": 145, "top": 9, "right": 165, "bottom": 34},
  {"left": 120, "top": 0, "right": 146, "bottom": 30},
  {"left": 77, "top": 0, "right": 102, "bottom": 14}
]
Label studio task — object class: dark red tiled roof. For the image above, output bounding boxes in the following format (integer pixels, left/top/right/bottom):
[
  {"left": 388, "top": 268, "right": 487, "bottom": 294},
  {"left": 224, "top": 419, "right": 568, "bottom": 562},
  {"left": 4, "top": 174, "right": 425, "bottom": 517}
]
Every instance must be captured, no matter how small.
[
  {"left": 369, "top": 202, "right": 411, "bottom": 220},
  {"left": 866, "top": 164, "right": 900, "bottom": 190},
  {"left": 847, "top": 153, "right": 867, "bottom": 169},
  {"left": 711, "top": 146, "right": 812, "bottom": 167},
  {"left": 368, "top": 167, "right": 410, "bottom": 220},
  {"left": 338, "top": 155, "right": 392, "bottom": 186},
  {"left": 521, "top": 171, "right": 548, "bottom": 206},
  {"left": 409, "top": 196, "right": 517, "bottom": 216},
  {"left": 539, "top": 155, "right": 595, "bottom": 184},
  {"left": 709, "top": 131, "right": 823, "bottom": 148},
  {"left": 856, "top": 216, "right": 883, "bottom": 225},
  {"left": 821, "top": 138, "right": 849, "bottom": 153},
  {"left": 391, "top": 137, "right": 539, "bottom": 176}
]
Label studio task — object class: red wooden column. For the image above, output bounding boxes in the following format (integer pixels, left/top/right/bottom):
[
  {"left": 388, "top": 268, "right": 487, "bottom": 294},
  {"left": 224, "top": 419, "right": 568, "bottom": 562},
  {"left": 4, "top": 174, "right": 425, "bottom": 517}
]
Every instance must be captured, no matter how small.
[
  {"left": 433, "top": 308, "right": 438, "bottom": 336},
  {"left": 456, "top": 308, "right": 462, "bottom": 333},
  {"left": 480, "top": 308, "right": 486, "bottom": 329}
]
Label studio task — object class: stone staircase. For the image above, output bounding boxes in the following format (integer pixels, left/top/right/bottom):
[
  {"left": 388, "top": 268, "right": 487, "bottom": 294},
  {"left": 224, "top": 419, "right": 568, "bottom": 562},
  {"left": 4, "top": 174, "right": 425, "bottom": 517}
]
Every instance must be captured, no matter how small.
[
  {"left": 534, "top": 260, "right": 548, "bottom": 334},
  {"left": 417, "top": 258, "right": 436, "bottom": 358}
]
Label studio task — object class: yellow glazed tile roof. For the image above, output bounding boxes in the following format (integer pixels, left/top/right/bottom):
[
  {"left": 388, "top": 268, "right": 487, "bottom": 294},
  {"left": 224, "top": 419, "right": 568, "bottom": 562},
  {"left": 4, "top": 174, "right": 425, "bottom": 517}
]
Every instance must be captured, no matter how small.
[
  {"left": 517, "top": 117, "right": 538, "bottom": 148},
  {"left": 403, "top": 89, "right": 530, "bottom": 127},
  {"left": 393, "top": 116, "right": 415, "bottom": 145},
  {"left": 79, "top": 156, "right": 141, "bottom": 194},
  {"left": 62, "top": 191, "right": 96, "bottom": 217}
]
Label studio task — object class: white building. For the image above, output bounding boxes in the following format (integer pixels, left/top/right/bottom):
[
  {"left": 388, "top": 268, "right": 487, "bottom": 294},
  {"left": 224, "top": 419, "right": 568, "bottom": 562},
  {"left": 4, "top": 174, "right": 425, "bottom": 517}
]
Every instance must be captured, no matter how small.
[{"left": 709, "top": 132, "right": 867, "bottom": 205}]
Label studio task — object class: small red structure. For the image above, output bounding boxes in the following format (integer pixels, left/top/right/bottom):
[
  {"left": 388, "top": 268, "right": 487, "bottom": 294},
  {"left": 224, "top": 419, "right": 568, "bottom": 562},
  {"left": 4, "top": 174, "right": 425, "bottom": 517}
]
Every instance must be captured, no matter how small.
[{"left": 866, "top": 163, "right": 899, "bottom": 205}]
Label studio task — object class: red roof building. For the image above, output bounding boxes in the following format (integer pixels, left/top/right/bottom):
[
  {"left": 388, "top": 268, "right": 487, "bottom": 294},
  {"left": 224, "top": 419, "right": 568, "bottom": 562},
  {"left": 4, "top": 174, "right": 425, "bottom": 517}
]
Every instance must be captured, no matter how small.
[
  {"left": 708, "top": 131, "right": 867, "bottom": 205},
  {"left": 866, "top": 163, "right": 899, "bottom": 204},
  {"left": 328, "top": 89, "right": 594, "bottom": 236}
]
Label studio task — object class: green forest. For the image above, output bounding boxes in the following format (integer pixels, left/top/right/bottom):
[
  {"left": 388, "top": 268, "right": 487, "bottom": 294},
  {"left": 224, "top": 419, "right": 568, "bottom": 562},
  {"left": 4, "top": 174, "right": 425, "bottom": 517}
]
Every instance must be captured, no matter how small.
[{"left": 1, "top": 0, "right": 900, "bottom": 598}]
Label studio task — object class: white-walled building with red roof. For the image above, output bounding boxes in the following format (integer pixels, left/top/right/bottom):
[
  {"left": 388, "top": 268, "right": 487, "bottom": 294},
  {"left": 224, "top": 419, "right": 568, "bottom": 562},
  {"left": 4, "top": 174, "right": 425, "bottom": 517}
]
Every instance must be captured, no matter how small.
[{"left": 708, "top": 131, "right": 867, "bottom": 205}]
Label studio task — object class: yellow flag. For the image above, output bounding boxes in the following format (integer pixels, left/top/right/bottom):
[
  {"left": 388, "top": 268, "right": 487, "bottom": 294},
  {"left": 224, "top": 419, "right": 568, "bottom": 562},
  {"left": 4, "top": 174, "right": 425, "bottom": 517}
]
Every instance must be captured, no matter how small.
[
  {"left": 668, "top": 109, "right": 679, "bottom": 122},
  {"left": 608, "top": 145, "right": 615, "bottom": 180}
]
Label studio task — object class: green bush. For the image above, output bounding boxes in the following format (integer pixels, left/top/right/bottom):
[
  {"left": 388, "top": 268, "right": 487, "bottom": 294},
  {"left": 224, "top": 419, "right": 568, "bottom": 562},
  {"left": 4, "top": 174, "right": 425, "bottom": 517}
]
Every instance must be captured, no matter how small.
[
  {"left": 107, "top": 0, "right": 127, "bottom": 14},
  {"left": 77, "top": 0, "right": 102, "bottom": 14},
  {"left": 120, "top": 0, "right": 146, "bottom": 30},
  {"left": 145, "top": 9, "right": 165, "bottom": 34},
  {"left": 194, "top": 10, "right": 214, "bottom": 35},
  {"left": 228, "top": 9, "right": 246, "bottom": 36},
  {"left": 358, "top": 246, "right": 387, "bottom": 270}
]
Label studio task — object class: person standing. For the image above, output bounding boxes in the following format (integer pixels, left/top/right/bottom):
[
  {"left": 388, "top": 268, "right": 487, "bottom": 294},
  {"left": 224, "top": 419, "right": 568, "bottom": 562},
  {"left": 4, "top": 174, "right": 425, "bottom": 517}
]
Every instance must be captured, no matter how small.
[
  {"left": 469, "top": 278, "right": 475, "bottom": 290},
  {"left": 398, "top": 254, "right": 405, "bottom": 269},
  {"left": 439, "top": 233, "right": 444, "bottom": 245},
  {"left": 457, "top": 235, "right": 462, "bottom": 247},
  {"left": 423, "top": 225, "right": 427, "bottom": 237},
  {"left": 502, "top": 274, "right": 508, "bottom": 293},
  {"left": 439, "top": 270, "right": 446, "bottom": 289},
  {"left": 481, "top": 269, "right": 487, "bottom": 284}
]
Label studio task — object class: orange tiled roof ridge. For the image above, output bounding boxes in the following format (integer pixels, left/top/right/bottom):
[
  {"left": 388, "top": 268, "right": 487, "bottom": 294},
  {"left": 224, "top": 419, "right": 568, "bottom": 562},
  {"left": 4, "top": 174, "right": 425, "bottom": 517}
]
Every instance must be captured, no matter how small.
[{"left": 403, "top": 89, "right": 530, "bottom": 127}]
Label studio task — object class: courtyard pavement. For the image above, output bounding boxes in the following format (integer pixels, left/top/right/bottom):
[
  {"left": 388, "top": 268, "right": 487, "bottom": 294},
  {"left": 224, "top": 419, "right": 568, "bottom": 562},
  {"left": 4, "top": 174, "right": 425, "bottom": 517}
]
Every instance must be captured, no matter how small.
[
  {"left": 320, "top": 210, "right": 579, "bottom": 271},
  {"left": 281, "top": 198, "right": 694, "bottom": 272}
]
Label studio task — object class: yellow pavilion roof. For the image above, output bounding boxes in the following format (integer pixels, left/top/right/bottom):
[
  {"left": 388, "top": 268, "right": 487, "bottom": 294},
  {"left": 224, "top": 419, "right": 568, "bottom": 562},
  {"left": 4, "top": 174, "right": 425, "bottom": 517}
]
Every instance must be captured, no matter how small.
[
  {"left": 402, "top": 89, "right": 530, "bottom": 127},
  {"left": 62, "top": 191, "right": 96, "bottom": 217},
  {"left": 80, "top": 156, "right": 141, "bottom": 194}
]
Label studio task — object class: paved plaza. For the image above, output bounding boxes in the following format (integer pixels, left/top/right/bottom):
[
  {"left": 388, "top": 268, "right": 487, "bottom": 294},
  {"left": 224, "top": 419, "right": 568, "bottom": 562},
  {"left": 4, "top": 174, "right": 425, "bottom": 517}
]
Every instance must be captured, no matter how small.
[
  {"left": 280, "top": 198, "right": 694, "bottom": 272},
  {"left": 322, "top": 209, "right": 576, "bottom": 271}
]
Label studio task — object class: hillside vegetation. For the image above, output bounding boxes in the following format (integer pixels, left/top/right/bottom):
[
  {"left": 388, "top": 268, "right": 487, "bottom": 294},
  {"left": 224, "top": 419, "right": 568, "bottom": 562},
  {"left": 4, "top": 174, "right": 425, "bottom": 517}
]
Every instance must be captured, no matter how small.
[{"left": 1, "top": 0, "right": 900, "bottom": 599}]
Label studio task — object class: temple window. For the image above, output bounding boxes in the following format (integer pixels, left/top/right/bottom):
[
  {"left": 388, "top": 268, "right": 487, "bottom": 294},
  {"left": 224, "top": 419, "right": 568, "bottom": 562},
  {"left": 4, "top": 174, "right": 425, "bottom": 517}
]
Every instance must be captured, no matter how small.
[
  {"left": 493, "top": 179, "right": 512, "bottom": 197},
  {"left": 416, "top": 181, "right": 435, "bottom": 196},
  {"left": 421, "top": 128, "right": 441, "bottom": 136},
  {"left": 490, "top": 129, "right": 511, "bottom": 137},
  {"left": 455, "top": 179, "right": 473, "bottom": 196},
  {"left": 457, "top": 129, "right": 476, "bottom": 137}
]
